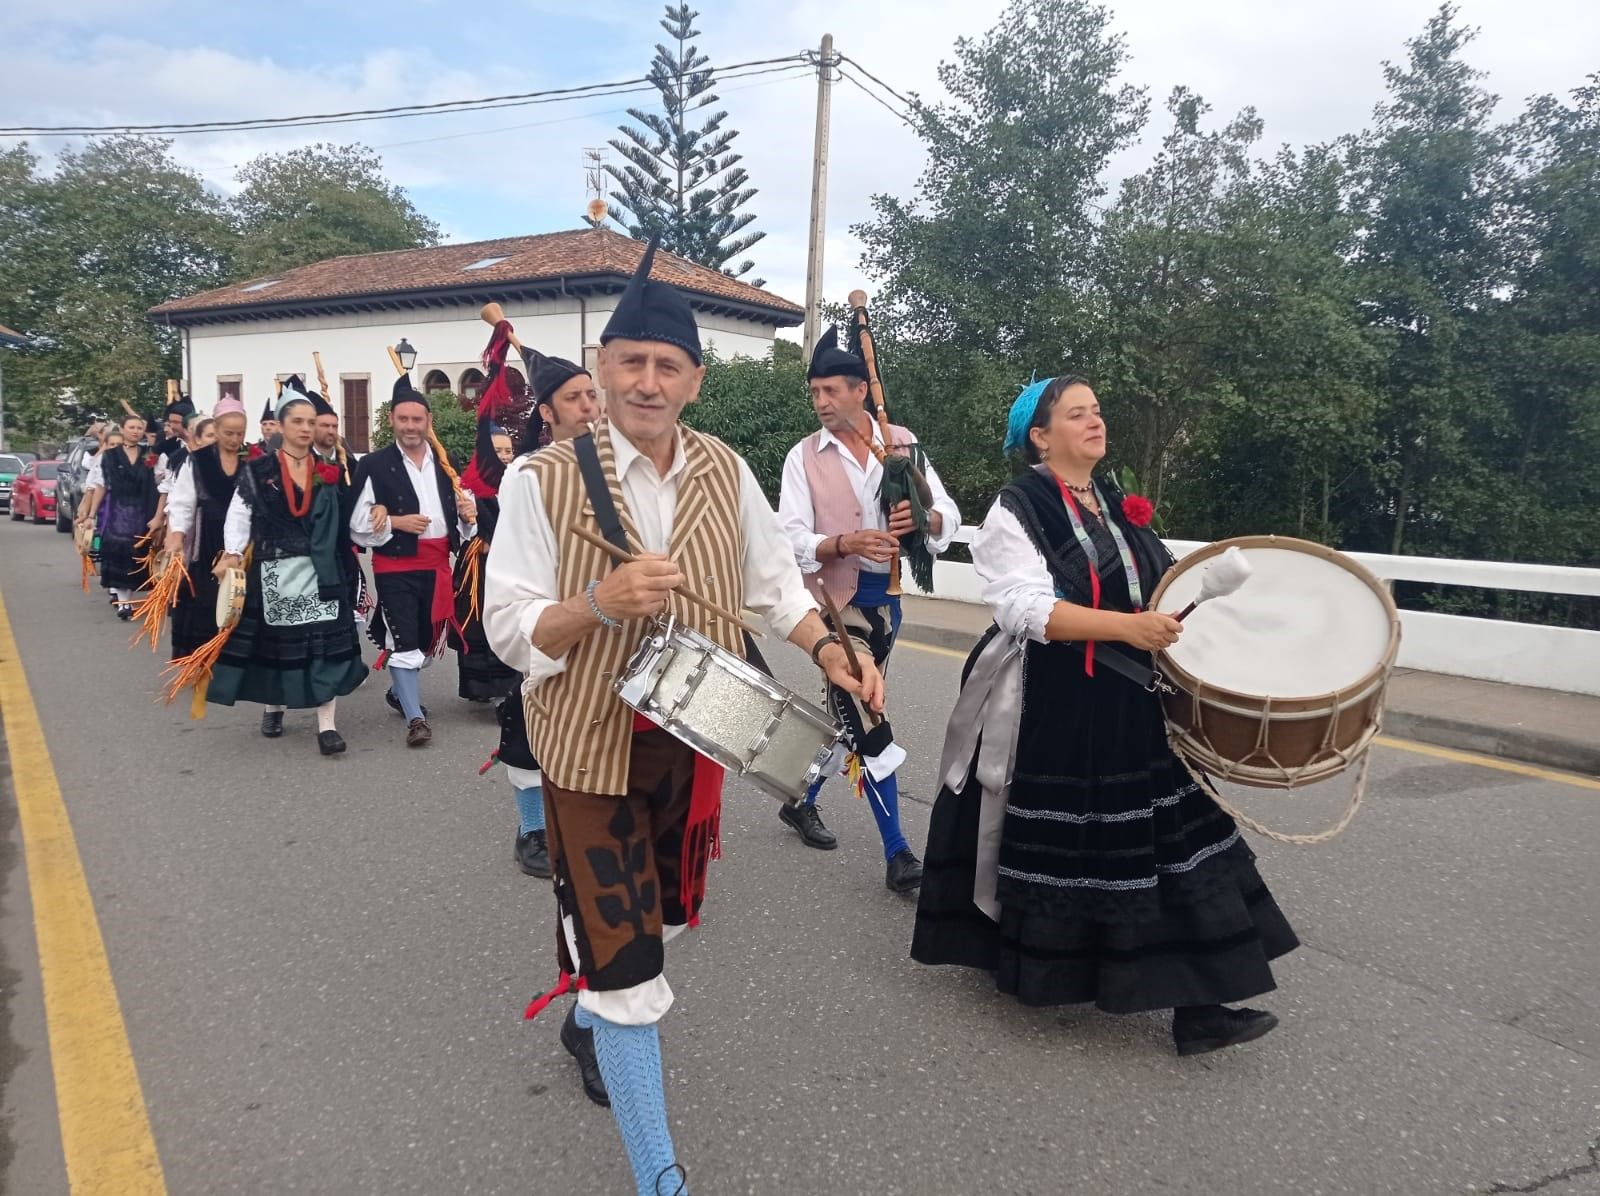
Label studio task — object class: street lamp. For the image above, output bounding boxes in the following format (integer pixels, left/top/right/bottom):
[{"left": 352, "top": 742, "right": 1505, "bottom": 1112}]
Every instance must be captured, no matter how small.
[{"left": 396, "top": 338, "right": 418, "bottom": 371}]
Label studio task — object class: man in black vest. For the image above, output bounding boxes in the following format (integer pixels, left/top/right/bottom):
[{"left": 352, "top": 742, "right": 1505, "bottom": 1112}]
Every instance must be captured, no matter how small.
[{"left": 350, "top": 378, "right": 477, "bottom": 746}]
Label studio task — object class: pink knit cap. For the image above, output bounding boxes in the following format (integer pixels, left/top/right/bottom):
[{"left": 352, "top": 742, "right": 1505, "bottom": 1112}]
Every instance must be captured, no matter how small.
[{"left": 213, "top": 397, "right": 247, "bottom": 418}]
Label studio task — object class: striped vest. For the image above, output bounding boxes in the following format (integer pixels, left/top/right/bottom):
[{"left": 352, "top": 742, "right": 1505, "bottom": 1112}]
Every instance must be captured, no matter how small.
[{"left": 523, "top": 420, "right": 746, "bottom": 796}]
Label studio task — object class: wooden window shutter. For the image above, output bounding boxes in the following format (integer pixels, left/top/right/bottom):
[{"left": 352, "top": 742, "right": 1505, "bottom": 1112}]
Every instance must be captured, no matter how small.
[{"left": 342, "top": 378, "right": 371, "bottom": 452}]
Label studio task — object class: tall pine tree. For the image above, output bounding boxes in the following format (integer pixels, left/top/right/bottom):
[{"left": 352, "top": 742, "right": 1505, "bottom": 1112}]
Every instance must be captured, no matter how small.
[{"left": 605, "top": 5, "right": 765, "bottom": 282}]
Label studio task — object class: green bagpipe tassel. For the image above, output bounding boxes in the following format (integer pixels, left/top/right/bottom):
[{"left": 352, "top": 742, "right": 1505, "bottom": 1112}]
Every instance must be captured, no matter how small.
[{"left": 878, "top": 442, "right": 936, "bottom": 593}]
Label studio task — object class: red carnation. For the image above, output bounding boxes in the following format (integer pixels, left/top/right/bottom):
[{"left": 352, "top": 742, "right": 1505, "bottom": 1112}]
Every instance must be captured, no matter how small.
[
  {"left": 142, "top": 453, "right": 158, "bottom": 468},
  {"left": 1122, "top": 494, "right": 1154, "bottom": 527},
  {"left": 315, "top": 461, "right": 341, "bottom": 486},
  {"left": 248, "top": 444, "right": 264, "bottom": 460}
]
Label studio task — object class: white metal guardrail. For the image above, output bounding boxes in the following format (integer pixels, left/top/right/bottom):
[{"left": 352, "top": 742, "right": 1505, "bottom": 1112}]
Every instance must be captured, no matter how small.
[{"left": 908, "top": 528, "right": 1600, "bottom": 697}]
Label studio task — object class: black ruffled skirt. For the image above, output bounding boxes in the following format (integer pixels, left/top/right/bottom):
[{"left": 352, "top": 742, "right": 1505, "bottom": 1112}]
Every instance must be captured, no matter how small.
[{"left": 912, "top": 635, "right": 1299, "bottom": 1014}]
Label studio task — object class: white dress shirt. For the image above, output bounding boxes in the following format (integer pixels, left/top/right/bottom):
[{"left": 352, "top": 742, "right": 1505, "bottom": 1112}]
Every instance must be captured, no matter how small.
[
  {"left": 349, "top": 443, "right": 476, "bottom": 547},
  {"left": 973, "top": 495, "right": 1061, "bottom": 643},
  {"left": 156, "top": 451, "right": 179, "bottom": 495},
  {"left": 84, "top": 451, "right": 105, "bottom": 491},
  {"left": 483, "top": 425, "right": 819, "bottom": 692},
  {"left": 777, "top": 421, "right": 961, "bottom": 574},
  {"left": 165, "top": 459, "right": 198, "bottom": 538}
]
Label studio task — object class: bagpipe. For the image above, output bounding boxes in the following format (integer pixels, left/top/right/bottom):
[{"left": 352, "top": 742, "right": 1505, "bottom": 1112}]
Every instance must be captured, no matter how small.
[{"left": 847, "top": 290, "right": 936, "bottom": 595}]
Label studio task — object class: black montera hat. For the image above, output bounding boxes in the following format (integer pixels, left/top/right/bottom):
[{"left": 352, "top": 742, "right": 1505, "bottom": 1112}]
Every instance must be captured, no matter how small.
[{"left": 599, "top": 234, "right": 702, "bottom": 365}]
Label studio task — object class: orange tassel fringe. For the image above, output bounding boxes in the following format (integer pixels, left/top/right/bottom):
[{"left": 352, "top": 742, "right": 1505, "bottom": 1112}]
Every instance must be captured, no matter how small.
[{"left": 130, "top": 553, "right": 192, "bottom": 652}]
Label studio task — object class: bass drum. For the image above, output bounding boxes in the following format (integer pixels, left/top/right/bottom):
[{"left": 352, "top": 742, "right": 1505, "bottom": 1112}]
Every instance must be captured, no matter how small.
[{"left": 1150, "top": 535, "right": 1400, "bottom": 790}]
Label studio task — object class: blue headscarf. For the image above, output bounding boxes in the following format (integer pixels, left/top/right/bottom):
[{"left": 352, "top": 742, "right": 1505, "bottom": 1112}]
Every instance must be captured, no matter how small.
[{"left": 1004, "top": 376, "right": 1055, "bottom": 457}]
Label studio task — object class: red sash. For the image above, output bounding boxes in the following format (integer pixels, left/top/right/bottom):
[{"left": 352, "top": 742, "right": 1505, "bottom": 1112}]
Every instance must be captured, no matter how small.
[
  {"left": 632, "top": 712, "right": 724, "bottom": 926},
  {"left": 371, "top": 536, "right": 455, "bottom": 644}
]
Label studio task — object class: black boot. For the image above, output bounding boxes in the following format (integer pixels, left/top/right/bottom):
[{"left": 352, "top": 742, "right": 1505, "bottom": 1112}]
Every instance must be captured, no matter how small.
[
  {"left": 885, "top": 848, "right": 923, "bottom": 893},
  {"left": 317, "top": 730, "right": 347, "bottom": 756},
  {"left": 260, "top": 710, "right": 284, "bottom": 738},
  {"left": 560, "top": 1004, "right": 610, "bottom": 1107},
  {"left": 515, "top": 829, "right": 551, "bottom": 878},
  {"left": 778, "top": 801, "right": 837, "bottom": 850},
  {"left": 1173, "top": 1005, "right": 1279, "bottom": 1056}
]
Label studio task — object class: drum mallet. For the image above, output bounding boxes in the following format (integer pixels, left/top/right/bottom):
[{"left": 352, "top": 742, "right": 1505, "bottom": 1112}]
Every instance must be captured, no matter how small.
[{"left": 1174, "top": 545, "right": 1252, "bottom": 621}]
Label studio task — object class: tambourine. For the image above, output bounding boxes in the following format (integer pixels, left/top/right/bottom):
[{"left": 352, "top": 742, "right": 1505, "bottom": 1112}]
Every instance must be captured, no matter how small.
[{"left": 215, "top": 565, "right": 247, "bottom": 630}]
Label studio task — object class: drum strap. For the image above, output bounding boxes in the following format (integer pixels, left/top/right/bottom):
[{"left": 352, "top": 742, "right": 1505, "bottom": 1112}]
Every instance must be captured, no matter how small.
[
  {"left": 573, "top": 433, "right": 631, "bottom": 554},
  {"left": 1066, "top": 640, "right": 1176, "bottom": 696}
]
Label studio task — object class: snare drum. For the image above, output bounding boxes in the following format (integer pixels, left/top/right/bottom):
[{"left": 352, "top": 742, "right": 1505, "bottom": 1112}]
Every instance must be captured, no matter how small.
[
  {"left": 1150, "top": 535, "right": 1400, "bottom": 789},
  {"left": 215, "top": 565, "right": 247, "bottom": 631},
  {"left": 614, "top": 618, "right": 842, "bottom": 804}
]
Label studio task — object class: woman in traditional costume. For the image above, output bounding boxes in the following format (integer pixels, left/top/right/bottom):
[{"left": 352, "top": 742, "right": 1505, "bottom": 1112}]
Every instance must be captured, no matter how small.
[
  {"left": 911, "top": 376, "right": 1299, "bottom": 1056},
  {"left": 449, "top": 338, "right": 524, "bottom": 704},
  {"left": 84, "top": 412, "right": 159, "bottom": 620},
  {"left": 198, "top": 394, "right": 367, "bottom": 753},
  {"left": 163, "top": 401, "right": 247, "bottom": 661}
]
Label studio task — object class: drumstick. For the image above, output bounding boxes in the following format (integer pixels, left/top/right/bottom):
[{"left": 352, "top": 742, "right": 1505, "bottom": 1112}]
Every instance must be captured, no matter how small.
[
  {"left": 568, "top": 524, "right": 764, "bottom": 638},
  {"left": 811, "top": 582, "right": 883, "bottom": 727}
]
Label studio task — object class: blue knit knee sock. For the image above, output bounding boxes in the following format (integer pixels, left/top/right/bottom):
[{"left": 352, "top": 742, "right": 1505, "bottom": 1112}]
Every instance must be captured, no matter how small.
[
  {"left": 574, "top": 1007, "right": 681, "bottom": 1196},
  {"left": 389, "top": 665, "right": 424, "bottom": 721},
  {"left": 864, "top": 770, "right": 908, "bottom": 861},
  {"left": 802, "top": 773, "right": 825, "bottom": 807},
  {"left": 514, "top": 784, "right": 545, "bottom": 835}
]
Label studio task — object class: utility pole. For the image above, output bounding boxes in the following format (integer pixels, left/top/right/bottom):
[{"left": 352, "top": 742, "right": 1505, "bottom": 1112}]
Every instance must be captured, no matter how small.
[{"left": 802, "top": 34, "right": 836, "bottom": 366}]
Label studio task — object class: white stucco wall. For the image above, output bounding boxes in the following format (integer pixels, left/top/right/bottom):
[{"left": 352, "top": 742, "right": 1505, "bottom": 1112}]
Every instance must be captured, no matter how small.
[{"left": 183, "top": 294, "right": 782, "bottom": 443}]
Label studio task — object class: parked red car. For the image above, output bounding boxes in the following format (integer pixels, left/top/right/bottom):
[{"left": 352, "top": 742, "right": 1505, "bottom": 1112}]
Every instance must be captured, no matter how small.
[{"left": 9, "top": 459, "right": 59, "bottom": 524}]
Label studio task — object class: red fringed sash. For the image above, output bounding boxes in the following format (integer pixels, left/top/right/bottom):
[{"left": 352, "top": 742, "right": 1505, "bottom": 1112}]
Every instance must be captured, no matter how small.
[{"left": 632, "top": 713, "right": 724, "bottom": 927}]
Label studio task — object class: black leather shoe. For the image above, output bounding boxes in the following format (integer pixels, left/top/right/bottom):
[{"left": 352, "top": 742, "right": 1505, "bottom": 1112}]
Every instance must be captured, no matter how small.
[
  {"left": 885, "top": 848, "right": 923, "bottom": 893},
  {"left": 1173, "top": 1006, "right": 1279, "bottom": 1056},
  {"left": 384, "top": 688, "right": 429, "bottom": 719},
  {"left": 560, "top": 1004, "right": 610, "bottom": 1107},
  {"left": 116, "top": 603, "right": 134, "bottom": 621},
  {"left": 779, "top": 801, "right": 837, "bottom": 850},
  {"left": 516, "top": 829, "right": 552, "bottom": 878},
  {"left": 317, "top": 730, "right": 347, "bottom": 756},
  {"left": 260, "top": 711, "right": 284, "bottom": 738},
  {"left": 654, "top": 1163, "right": 689, "bottom": 1195}
]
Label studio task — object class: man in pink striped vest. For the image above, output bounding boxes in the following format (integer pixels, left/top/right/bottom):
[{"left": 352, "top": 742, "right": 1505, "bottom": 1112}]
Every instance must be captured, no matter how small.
[{"left": 777, "top": 327, "right": 962, "bottom": 892}]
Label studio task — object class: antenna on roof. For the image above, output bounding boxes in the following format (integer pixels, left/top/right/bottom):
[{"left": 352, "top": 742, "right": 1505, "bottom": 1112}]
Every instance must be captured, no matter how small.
[{"left": 583, "top": 148, "right": 608, "bottom": 228}]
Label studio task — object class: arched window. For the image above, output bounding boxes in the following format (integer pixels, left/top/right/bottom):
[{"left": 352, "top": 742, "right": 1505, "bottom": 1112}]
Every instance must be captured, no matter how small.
[
  {"left": 422, "top": 369, "right": 451, "bottom": 394},
  {"left": 458, "top": 368, "right": 486, "bottom": 401}
]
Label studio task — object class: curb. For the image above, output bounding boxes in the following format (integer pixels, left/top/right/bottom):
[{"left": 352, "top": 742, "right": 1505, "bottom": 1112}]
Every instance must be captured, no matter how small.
[
  {"left": 898, "top": 622, "right": 1600, "bottom": 781},
  {"left": 1381, "top": 710, "right": 1600, "bottom": 779}
]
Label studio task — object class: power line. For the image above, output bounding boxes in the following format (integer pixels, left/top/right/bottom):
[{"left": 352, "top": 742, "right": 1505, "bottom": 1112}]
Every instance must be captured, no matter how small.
[
  {"left": 370, "top": 66, "right": 813, "bottom": 151},
  {"left": 839, "top": 55, "right": 915, "bottom": 111},
  {"left": 837, "top": 69, "right": 917, "bottom": 129},
  {"left": 0, "top": 53, "right": 810, "bottom": 138}
]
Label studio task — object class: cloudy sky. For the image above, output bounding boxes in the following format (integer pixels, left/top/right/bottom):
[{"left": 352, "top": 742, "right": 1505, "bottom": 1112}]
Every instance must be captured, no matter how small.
[{"left": 5, "top": 0, "right": 1597, "bottom": 311}]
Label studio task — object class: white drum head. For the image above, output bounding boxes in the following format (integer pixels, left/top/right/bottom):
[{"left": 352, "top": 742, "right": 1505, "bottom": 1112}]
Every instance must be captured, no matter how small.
[{"left": 1156, "top": 544, "right": 1392, "bottom": 699}]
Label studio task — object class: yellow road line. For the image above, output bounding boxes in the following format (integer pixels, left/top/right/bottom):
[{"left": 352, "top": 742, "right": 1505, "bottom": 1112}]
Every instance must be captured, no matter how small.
[
  {"left": 897, "top": 637, "right": 1600, "bottom": 793},
  {"left": 0, "top": 589, "right": 166, "bottom": 1193},
  {"left": 1372, "top": 735, "right": 1600, "bottom": 792}
]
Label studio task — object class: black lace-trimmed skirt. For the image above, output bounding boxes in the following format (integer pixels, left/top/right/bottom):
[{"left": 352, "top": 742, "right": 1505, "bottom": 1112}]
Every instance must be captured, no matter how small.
[{"left": 912, "top": 637, "right": 1299, "bottom": 1014}]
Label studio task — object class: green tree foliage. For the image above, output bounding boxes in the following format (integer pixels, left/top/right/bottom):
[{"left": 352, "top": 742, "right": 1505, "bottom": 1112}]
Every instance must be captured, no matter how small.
[
  {"left": 605, "top": 4, "right": 765, "bottom": 282},
  {"left": 848, "top": 0, "right": 1597, "bottom": 626},
  {"left": 232, "top": 143, "right": 440, "bottom": 278},
  {"left": 682, "top": 348, "right": 812, "bottom": 501},
  {"left": 369, "top": 392, "right": 478, "bottom": 468},
  {"left": 0, "top": 136, "right": 437, "bottom": 448},
  {"left": 0, "top": 138, "right": 233, "bottom": 443}
]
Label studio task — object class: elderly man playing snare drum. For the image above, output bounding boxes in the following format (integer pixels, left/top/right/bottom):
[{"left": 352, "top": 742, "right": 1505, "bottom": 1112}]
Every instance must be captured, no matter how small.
[{"left": 483, "top": 236, "right": 884, "bottom": 1196}]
